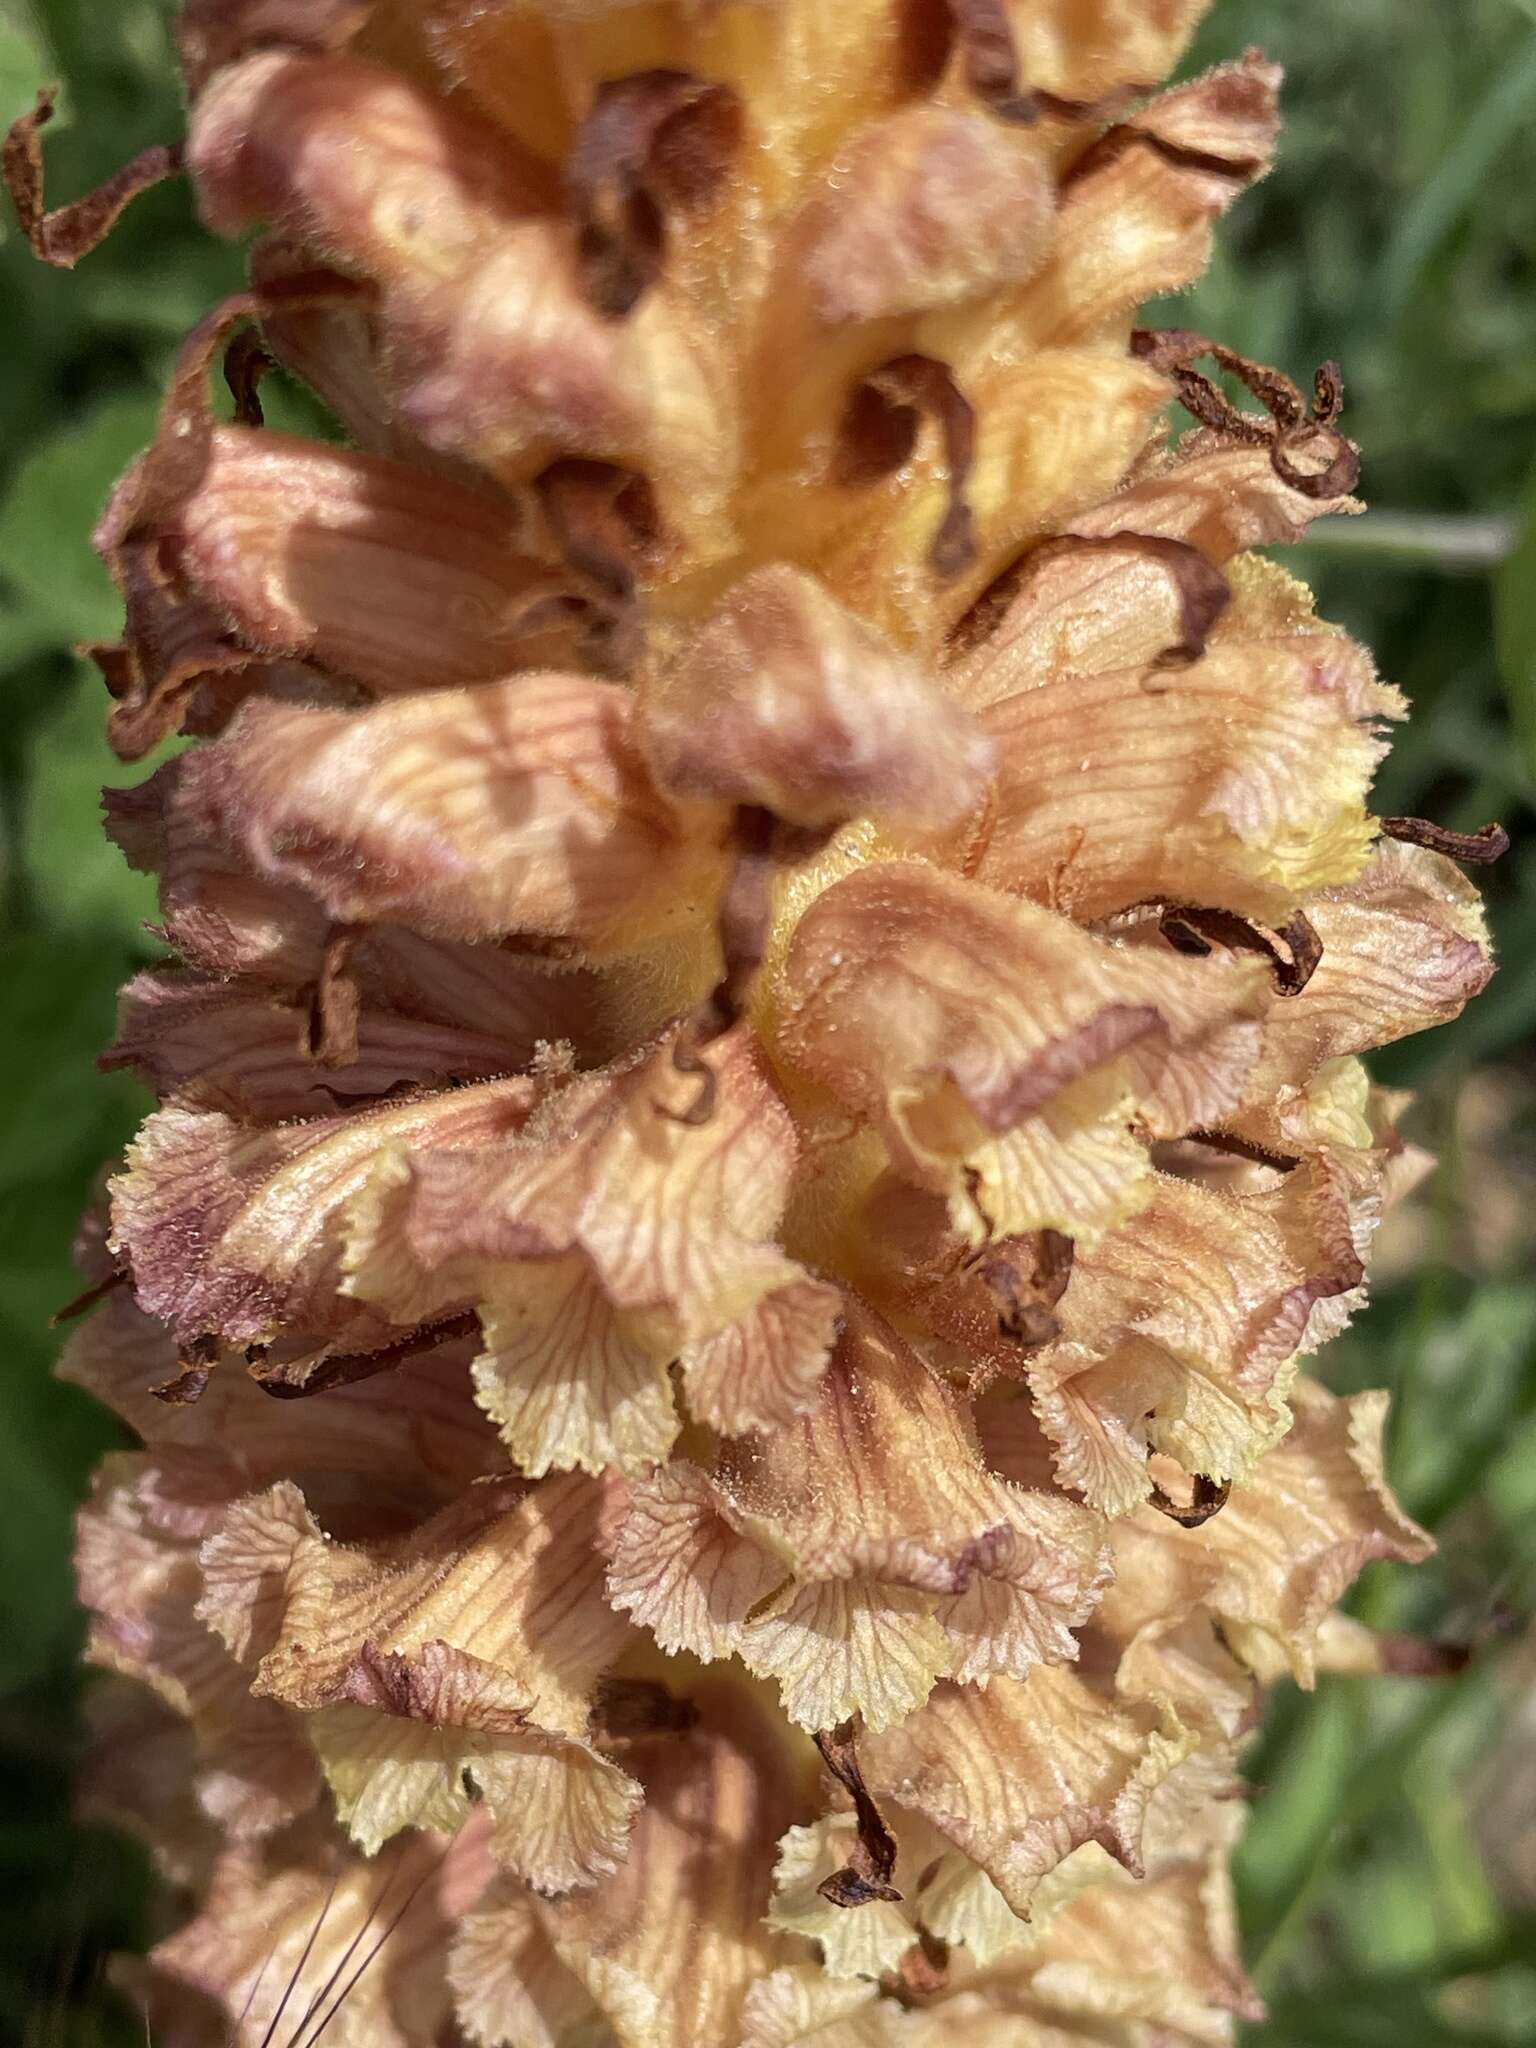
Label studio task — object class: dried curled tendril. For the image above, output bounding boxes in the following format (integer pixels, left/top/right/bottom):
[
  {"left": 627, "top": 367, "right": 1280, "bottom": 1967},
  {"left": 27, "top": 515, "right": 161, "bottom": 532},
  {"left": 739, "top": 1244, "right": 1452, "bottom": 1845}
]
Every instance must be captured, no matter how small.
[
  {"left": 813, "top": 1721, "right": 902, "bottom": 1910},
  {"left": 1160, "top": 903, "right": 1323, "bottom": 997},
  {"left": 1379, "top": 816, "right": 1509, "bottom": 866},
  {"left": 1131, "top": 327, "right": 1360, "bottom": 500}
]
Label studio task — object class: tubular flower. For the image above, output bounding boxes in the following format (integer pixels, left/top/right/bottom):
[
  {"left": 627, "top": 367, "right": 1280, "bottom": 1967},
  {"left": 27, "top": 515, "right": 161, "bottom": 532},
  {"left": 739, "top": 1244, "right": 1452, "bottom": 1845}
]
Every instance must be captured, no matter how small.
[{"left": 16, "top": 1, "right": 1503, "bottom": 2040}]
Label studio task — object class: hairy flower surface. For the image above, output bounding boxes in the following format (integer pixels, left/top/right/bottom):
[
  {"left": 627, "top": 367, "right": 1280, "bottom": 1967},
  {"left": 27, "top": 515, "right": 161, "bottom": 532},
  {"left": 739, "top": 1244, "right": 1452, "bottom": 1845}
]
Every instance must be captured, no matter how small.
[{"left": 15, "top": 1, "right": 1505, "bottom": 2041}]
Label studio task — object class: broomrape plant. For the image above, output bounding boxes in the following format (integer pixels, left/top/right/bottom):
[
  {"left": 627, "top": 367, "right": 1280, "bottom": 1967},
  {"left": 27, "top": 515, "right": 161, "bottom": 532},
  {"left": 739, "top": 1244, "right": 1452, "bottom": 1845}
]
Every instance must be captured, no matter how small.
[{"left": 9, "top": 2, "right": 1509, "bottom": 2042}]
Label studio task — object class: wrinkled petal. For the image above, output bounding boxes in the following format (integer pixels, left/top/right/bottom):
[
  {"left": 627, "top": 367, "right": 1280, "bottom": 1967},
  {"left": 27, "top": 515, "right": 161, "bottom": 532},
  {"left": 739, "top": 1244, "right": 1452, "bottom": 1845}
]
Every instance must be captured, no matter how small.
[
  {"left": 171, "top": 427, "right": 591, "bottom": 691},
  {"left": 640, "top": 564, "right": 995, "bottom": 832},
  {"left": 965, "top": 631, "right": 1400, "bottom": 924},
  {"left": 1100, "top": 1379, "right": 1433, "bottom": 1695},
  {"left": 110, "top": 1077, "right": 539, "bottom": 1353},
  {"left": 198, "top": 1470, "right": 639, "bottom": 1884},
  {"left": 608, "top": 1306, "right": 1107, "bottom": 1729},
  {"left": 145, "top": 1819, "right": 493, "bottom": 2047},
  {"left": 167, "top": 675, "right": 724, "bottom": 954},
  {"left": 778, "top": 863, "right": 1265, "bottom": 1245},
  {"left": 452, "top": 1684, "right": 797, "bottom": 2047},
  {"left": 861, "top": 1669, "right": 1193, "bottom": 1919},
  {"left": 345, "top": 1028, "right": 833, "bottom": 1468}
]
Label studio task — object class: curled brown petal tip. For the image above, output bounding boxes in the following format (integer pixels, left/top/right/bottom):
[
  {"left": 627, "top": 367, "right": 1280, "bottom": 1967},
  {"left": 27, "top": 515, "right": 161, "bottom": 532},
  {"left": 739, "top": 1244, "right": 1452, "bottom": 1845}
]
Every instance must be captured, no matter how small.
[
  {"left": 4, "top": 86, "right": 184, "bottom": 268},
  {"left": 837, "top": 354, "right": 977, "bottom": 578},
  {"left": 248, "top": 1312, "right": 481, "bottom": 1400},
  {"left": 1379, "top": 816, "right": 1510, "bottom": 865},
  {"left": 813, "top": 1720, "right": 902, "bottom": 1910},
  {"left": 1148, "top": 1470, "right": 1231, "bottom": 1528},
  {"left": 569, "top": 68, "right": 742, "bottom": 316},
  {"left": 223, "top": 326, "right": 274, "bottom": 428},
  {"left": 659, "top": 806, "right": 778, "bottom": 1127},
  {"left": 151, "top": 1335, "right": 219, "bottom": 1407},
  {"left": 1131, "top": 327, "right": 1360, "bottom": 500},
  {"left": 1160, "top": 903, "right": 1323, "bottom": 997}
]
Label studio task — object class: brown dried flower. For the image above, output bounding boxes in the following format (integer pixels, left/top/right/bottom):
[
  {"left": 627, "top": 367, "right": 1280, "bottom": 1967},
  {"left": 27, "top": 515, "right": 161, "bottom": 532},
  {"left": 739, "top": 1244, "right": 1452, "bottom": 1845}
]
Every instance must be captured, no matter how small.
[{"left": 14, "top": 2, "right": 1501, "bottom": 2041}]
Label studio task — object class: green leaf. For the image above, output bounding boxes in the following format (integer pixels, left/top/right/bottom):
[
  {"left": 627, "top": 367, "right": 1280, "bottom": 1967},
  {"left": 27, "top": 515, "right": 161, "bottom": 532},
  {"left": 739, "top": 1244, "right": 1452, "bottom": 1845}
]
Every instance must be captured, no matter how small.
[
  {"left": 0, "top": 389, "right": 160, "bottom": 651},
  {"left": 1493, "top": 451, "right": 1536, "bottom": 779}
]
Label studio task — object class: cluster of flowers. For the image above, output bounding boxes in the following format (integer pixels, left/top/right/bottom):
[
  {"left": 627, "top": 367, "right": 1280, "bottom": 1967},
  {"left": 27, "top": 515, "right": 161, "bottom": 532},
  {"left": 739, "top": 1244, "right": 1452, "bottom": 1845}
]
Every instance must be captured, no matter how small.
[{"left": 14, "top": 2, "right": 1501, "bottom": 2041}]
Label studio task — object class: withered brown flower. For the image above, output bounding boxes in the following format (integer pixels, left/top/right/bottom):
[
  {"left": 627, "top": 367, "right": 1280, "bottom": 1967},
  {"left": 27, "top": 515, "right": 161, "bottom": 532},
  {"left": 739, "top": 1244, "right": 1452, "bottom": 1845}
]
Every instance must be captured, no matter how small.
[{"left": 16, "top": 2, "right": 1502, "bottom": 2041}]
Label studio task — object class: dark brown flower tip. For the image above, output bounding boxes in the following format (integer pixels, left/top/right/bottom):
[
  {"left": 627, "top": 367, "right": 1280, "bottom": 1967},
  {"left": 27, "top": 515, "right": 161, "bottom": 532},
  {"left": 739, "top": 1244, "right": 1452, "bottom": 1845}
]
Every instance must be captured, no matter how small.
[
  {"left": 661, "top": 806, "right": 778, "bottom": 1127},
  {"left": 947, "top": 529, "right": 1231, "bottom": 670},
  {"left": 222, "top": 325, "right": 274, "bottom": 428},
  {"left": 4, "top": 86, "right": 184, "bottom": 269},
  {"left": 568, "top": 68, "right": 742, "bottom": 316},
  {"left": 49, "top": 1265, "right": 129, "bottom": 1328},
  {"left": 1160, "top": 903, "right": 1323, "bottom": 997},
  {"left": 247, "top": 1312, "right": 481, "bottom": 1401},
  {"left": 1379, "top": 816, "right": 1510, "bottom": 866},
  {"left": 151, "top": 1335, "right": 219, "bottom": 1406},
  {"left": 1148, "top": 1470, "right": 1231, "bottom": 1528},
  {"left": 1131, "top": 327, "right": 1361, "bottom": 500},
  {"left": 838, "top": 354, "right": 977, "bottom": 577},
  {"left": 813, "top": 1720, "right": 902, "bottom": 1910},
  {"left": 974, "top": 1227, "right": 1075, "bottom": 1348}
]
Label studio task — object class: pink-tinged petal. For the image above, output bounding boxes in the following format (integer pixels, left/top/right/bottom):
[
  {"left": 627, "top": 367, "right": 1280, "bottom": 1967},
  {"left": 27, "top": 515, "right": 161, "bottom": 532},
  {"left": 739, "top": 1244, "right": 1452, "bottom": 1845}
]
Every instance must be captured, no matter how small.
[
  {"left": 173, "top": 428, "right": 590, "bottom": 692},
  {"left": 109, "top": 1078, "right": 539, "bottom": 1352},
  {"left": 641, "top": 564, "right": 995, "bottom": 833},
  {"left": 778, "top": 863, "right": 1265, "bottom": 1244},
  {"left": 169, "top": 676, "right": 724, "bottom": 954}
]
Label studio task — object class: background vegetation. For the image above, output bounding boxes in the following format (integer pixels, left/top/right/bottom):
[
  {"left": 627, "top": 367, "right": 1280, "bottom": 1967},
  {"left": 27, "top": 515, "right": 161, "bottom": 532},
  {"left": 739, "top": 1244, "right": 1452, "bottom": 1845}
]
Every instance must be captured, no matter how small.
[{"left": 1, "top": 0, "right": 1534, "bottom": 2040}]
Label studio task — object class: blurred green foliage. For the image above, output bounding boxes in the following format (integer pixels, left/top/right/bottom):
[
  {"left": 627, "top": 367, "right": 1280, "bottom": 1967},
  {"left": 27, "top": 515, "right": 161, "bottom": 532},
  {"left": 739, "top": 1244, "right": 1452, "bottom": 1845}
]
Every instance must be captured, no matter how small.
[{"left": 1, "top": 0, "right": 1534, "bottom": 2040}]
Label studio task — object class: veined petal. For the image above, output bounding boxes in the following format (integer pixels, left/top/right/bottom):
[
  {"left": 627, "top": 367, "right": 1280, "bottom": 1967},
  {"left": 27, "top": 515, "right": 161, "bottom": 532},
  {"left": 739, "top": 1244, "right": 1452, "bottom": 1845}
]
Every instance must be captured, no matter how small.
[
  {"left": 172, "top": 428, "right": 589, "bottom": 692},
  {"left": 1071, "top": 429, "right": 1362, "bottom": 561},
  {"left": 345, "top": 1028, "right": 830, "bottom": 1467},
  {"left": 144, "top": 1819, "right": 493, "bottom": 2047},
  {"left": 452, "top": 1685, "right": 796, "bottom": 2048},
  {"left": 1034, "top": 55, "right": 1278, "bottom": 334},
  {"left": 1018, "top": 1161, "right": 1369, "bottom": 1513},
  {"left": 640, "top": 564, "right": 995, "bottom": 832},
  {"left": 198, "top": 1471, "right": 639, "bottom": 1881},
  {"left": 861, "top": 1670, "right": 1194, "bottom": 1918},
  {"left": 966, "top": 633, "right": 1400, "bottom": 923},
  {"left": 777, "top": 863, "right": 1265, "bottom": 1245},
  {"left": 608, "top": 1308, "right": 1107, "bottom": 1729},
  {"left": 312, "top": 1642, "right": 642, "bottom": 1889},
  {"left": 796, "top": 107, "right": 1056, "bottom": 326},
  {"left": 109, "top": 1078, "right": 539, "bottom": 1352},
  {"left": 103, "top": 967, "right": 523, "bottom": 1120},
  {"left": 77, "top": 1453, "right": 320, "bottom": 1842},
  {"left": 169, "top": 676, "right": 724, "bottom": 954},
  {"left": 1233, "top": 838, "right": 1495, "bottom": 1111},
  {"left": 59, "top": 1288, "right": 503, "bottom": 1528},
  {"left": 1100, "top": 1379, "right": 1433, "bottom": 1694}
]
